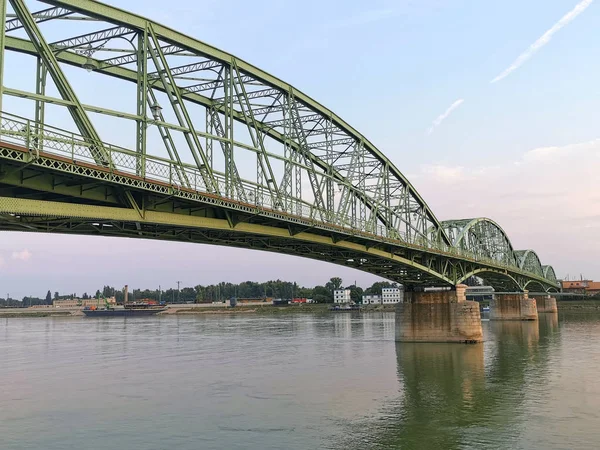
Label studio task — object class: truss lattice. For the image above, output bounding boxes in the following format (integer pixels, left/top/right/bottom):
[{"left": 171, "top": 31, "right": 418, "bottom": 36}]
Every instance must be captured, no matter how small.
[{"left": 0, "top": 0, "right": 560, "bottom": 291}]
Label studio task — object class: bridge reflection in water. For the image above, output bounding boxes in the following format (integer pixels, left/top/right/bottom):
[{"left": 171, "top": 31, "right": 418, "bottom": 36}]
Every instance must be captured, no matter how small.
[{"left": 343, "top": 316, "right": 560, "bottom": 450}]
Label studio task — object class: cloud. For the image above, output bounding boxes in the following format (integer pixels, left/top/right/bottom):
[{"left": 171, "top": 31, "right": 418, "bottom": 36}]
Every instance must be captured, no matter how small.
[
  {"left": 522, "top": 138, "right": 600, "bottom": 163},
  {"left": 414, "top": 138, "right": 600, "bottom": 277},
  {"left": 427, "top": 98, "right": 465, "bottom": 134},
  {"left": 12, "top": 249, "right": 32, "bottom": 261},
  {"left": 421, "top": 165, "right": 465, "bottom": 182},
  {"left": 491, "top": 0, "right": 594, "bottom": 83}
]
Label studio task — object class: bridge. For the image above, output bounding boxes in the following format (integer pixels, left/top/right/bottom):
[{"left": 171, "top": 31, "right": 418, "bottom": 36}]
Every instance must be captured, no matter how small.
[{"left": 0, "top": 1, "right": 559, "bottom": 340}]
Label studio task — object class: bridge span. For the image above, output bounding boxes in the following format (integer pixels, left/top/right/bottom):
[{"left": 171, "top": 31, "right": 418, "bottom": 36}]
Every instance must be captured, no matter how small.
[{"left": 0, "top": 1, "right": 560, "bottom": 341}]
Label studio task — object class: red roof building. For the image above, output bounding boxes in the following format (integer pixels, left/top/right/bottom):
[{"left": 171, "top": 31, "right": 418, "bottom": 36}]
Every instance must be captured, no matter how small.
[{"left": 562, "top": 280, "right": 600, "bottom": 295}]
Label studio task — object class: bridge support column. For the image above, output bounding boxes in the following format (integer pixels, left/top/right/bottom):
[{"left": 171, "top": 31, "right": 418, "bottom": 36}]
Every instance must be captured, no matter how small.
[
  {"left": 395, "top": 285, "right": 482, "bottom": 343},
  {"left": 534, "top": 295, "right": 558, "bottom": 313},
  {"left": 490, "top": 291, "right": 538, "bottom": 321}
]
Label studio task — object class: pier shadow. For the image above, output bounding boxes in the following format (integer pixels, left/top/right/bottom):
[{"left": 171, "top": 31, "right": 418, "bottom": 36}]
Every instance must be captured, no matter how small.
[{"left": 343, "top": 317, "right": 562, "bottom": 450}]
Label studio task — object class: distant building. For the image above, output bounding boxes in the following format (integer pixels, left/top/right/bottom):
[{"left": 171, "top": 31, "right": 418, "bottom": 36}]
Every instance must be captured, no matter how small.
[
  {"left": 362, "top": 294, "right": 382, "bottom": 305},
  {"left": 381, "top": 287, "right": 403, "bottom": 304},
  {"left": 589, "top": 283, "right": 600, "bottom": 296},
  {"left": 333, "top": 289, "right": 352, "bottom": 304},
  {"left": 53, "top": 297, "right": 116, "bottom": 308},
  {"left": 562, "top": 280, "right": 600, "bottom": 296}
]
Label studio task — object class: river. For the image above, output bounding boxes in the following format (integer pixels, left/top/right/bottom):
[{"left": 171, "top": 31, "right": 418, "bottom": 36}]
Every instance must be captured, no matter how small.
[{"left": 1, "top": 312, "right": 599, "bottom": 449}]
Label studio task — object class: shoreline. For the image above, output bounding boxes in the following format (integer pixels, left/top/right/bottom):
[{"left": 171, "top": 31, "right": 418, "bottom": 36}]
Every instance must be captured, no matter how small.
[
  {"left": 2, "top": 301, "right": 599, "bottom": 318},
  {"left": 0, "top": 303, "right": 397, "bottom": 318}
]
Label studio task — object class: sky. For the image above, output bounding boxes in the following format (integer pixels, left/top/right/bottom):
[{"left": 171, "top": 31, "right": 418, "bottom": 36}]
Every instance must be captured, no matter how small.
[{"left": 1, "top": 0, "right": 599, "bottom": 297}]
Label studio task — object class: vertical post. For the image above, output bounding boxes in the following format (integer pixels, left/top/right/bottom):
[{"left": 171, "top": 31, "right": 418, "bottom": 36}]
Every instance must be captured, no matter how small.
[
  {"left": 223, "top": 65, "right": 230, "bottom": 197},
  {"left": 0, "top": 0, "right": 7, "bottom": 117},
  {"left": 25, "top": 118, "right": 30, "bottom": 150},
  {"left": 205, "top": 108, "right": 213, "bottom": 166},
  {"left": 325, "top": 116, "right": 334, "bottom": 222},
  {"left": 136, "top": 27, "right": 148, "bottom": 177},
  {"left": 228, "top": 63, "right": 234, "bottom": 198},
  {"left": 34, "top": 57, "right": 47, "bottom": 151}
]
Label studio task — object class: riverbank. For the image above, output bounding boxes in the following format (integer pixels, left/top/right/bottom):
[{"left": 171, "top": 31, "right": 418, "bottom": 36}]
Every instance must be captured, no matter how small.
[
  {"left": 168, "top": 303, "right": 397, "bottom": 315},
  {"left": 3, "top": 301, "right": 598, "bottom": 318},
  {"left": 0, "top": 310, "right": 74, "bottom": 318},
  {"left": 0, "top": 303, "right": 398, "bottom": 318}
]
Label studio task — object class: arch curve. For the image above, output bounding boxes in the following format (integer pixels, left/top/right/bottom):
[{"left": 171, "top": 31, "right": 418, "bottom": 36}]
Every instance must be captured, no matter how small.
[
  {"left": 441, "top": 218, "right": 516, "bottom": 266},
  {"left": 458, "top": 268, "right": 522, "bottom": 291},
  {"left": 3, "top": 0, "right": 452, "bottom": 248},
  {"left": 0, "top": 1, "right": 561, "bottom": 291},
  {"left": 524, "top": 280, "right": 546, "bottom": 293},
  {"left": 515, "top": 250, "right": 544, "bottom": 278},
  {"left": 542, "top": 265, "right": 557, "bottom": 283}
]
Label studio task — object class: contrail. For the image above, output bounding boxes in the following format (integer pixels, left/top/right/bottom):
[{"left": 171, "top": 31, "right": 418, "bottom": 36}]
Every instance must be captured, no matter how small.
[
  {"left": 427, "top": 99, "right": 465, "bottom": 134},
  {"left": 491, "top": 0, "right": 594, "bottom": 83}
]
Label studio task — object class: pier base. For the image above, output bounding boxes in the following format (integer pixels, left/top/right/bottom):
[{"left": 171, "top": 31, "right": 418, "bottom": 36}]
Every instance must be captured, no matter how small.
[
  {"left": 395, "top": 285, "right": 483, "bottom": 343},
  {"left": 534, "top": 296, "right": 558, "bottom": 313},
  {"left": 490, "top": 292, "right": 538, "bottom": 321}
]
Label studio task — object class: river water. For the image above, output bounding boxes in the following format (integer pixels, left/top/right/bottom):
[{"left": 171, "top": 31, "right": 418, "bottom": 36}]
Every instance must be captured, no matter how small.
[{"left": 1, "top": 312, "right": 599, "bottom": 449}]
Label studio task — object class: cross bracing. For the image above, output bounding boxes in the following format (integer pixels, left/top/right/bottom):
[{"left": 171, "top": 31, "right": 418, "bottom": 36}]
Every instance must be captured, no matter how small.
[{"left": 0, "top": 0, "right": 559, "bottom": 291}]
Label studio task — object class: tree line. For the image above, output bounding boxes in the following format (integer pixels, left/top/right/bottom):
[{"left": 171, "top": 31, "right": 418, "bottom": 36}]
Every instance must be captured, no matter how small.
[{"left": 0, "top": 278, "right": 399, "bottom": 307}]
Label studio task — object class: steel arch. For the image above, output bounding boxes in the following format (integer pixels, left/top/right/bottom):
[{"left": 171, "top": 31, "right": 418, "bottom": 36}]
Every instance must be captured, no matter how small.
[
  {"left": 457, "top": 268, "right": 522, "bottom": 291},
  {"left": 515, "top": 250, "right": 544, "bottom": 278},
  {"left": 0, "top": 0, "right": 561, "bottom": 291},
  {"left": 524, "top": 280, "right": 547, "bottom": 292},
  {"left": 542, "top": 265, "right": 557, "bottom": 283},
  {"left": 2, "top": 0, "right": 451, "bottom": 248},
  {"left": 441, "top": 218, "right": 517, "bottom": 266}
]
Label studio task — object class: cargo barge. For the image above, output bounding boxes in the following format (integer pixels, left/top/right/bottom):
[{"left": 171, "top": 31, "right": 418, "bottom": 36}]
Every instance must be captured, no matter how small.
[{"left": 82, "top": 304, "right": 166, "bottom": 317}]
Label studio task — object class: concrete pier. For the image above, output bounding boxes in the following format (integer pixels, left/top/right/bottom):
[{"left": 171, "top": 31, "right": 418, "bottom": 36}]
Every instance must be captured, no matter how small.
[
  {"left": 395, "top": 285, "right": 483, "bottom": 343},
  {"left": 534, "top": 295, "right": 558, "bottom": 313},
  {"left": 490, "top": 291, "right": 538, "bottom": 321}
]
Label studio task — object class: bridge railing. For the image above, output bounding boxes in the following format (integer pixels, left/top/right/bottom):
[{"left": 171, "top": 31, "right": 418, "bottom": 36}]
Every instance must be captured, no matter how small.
[
  {"left": 0, "top": 112, "right": 409, "bottom": 236},
  {"left": 0, "top": 112, "right": 556, "bottom": 286}
]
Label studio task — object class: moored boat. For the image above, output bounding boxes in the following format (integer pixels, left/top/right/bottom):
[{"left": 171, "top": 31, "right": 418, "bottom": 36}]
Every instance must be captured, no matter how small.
[{"left": 82, "top": 305, "right": 166, "bottom": 317}]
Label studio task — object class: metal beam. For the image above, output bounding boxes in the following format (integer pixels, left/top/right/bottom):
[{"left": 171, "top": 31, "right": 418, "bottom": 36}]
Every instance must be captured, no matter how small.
[
  {"left": 39, "top": 0, "right": 451, "bottom": 246},
  {"left": 4, "top": 36, "right": 406, "bottom": 242},
  {"left": 0, "top": 0, "right": 5, "bottom": 115},
  {"left": 0, "top": 195, "right": 456, "bottom": 285},
  {"left": 50, "top": 25, "right": 134, "bottom": 51},
  {"left": 9, "top": 0, "right": 110, "bottom": 166},
  {"left": 5, "top": 5, "right": 71, "bottom": 32},
  {"left": 146, "top": 24, "right": 218, "bottom": 193},
  {"left": 0, "top": 3, "right": 560, "bottom": 289},
  {"left": 135, "top": 28, "right": 146, "bottom": 177}
]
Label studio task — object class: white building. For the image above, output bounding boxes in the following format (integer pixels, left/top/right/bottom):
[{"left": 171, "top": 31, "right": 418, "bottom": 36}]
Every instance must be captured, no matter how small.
[
  {"left": 381, "top": 287, "right": 403, "bottom": 304},
  {"left": 362, "top": 294, "right": 382, "bottom": 305},
  {"left": 333, "top": 289, "right": 352, "bottom": 304}
]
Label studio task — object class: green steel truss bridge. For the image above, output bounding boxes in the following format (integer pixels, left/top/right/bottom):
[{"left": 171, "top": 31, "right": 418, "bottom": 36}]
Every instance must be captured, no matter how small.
[{"left": 0, "top": 0, "right": 559, "bottom": 292}]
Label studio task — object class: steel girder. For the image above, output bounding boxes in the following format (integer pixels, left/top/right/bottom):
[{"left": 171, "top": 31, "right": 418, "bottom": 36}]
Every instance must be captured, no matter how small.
[
  {"left": 514, "top": 250, "right": 544, "bottom": 278},
  {"left": 441, "top": 218, "right": 557, "bottom": 290},
  {"left": 0, "top": 138, "right": 561, "bottom": 292},
  {"left": 542, "top": 265, "right": 557, "bottom": 283},
  {"left": 442, "top": 218, "right": 516, "bottom": 266},
  {"left": 2, "top": 0, "right": 448, "bottom": 248},
  {"left": 0, "top": 193, "right": 556, "bottom": 291},
  {"left": 0, "top": 0, "right": 560, "bottom": 291}
]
